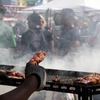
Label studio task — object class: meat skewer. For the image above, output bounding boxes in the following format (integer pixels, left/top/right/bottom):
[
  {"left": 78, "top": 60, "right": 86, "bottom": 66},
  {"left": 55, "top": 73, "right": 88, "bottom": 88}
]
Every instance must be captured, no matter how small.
[
  {"left": 0, "top": 51, "right": 46, "bottom": 79},
  {"left": 29, "top": 51, "right": 46, "bottom": 65}
]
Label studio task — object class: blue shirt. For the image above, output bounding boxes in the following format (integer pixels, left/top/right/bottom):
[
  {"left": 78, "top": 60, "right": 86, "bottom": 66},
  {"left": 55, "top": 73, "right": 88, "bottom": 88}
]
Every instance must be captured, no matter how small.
[{"left": 60, "top": 27, "right": 80, "bottom": 51}]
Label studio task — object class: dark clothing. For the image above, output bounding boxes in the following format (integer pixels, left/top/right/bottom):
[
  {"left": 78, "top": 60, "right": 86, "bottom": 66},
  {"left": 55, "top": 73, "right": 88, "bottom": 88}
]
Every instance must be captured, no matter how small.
[
  {"left": 21, "top": 28, "right": 53, "bottom": 52},
  {"left": 60, "top": 27, "right": 80, "bottom": 52}
]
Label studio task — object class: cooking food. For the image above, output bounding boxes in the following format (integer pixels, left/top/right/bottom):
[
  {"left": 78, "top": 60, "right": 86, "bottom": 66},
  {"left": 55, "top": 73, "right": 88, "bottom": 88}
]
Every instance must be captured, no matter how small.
[
  {"left": 74, "top": 73, "right": 100, "bottom": 85},
  {"left": 29, "top": 51, "right": 46, "bottom": 65},
  {"left": 0, "top": 70, "right": 25, "bottom": 79},
  {"left": 0, "top": 51, "right": 46, "bottom": 79},
  {"left": 52, "top": 76, "right": 60, "bottom": 82}
]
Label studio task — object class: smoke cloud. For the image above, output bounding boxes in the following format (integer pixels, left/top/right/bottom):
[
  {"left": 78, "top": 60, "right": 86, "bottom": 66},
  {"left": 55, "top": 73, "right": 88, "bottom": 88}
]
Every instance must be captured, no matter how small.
[
  {"left": 0, "top": 45, "right": 100, "bottom": 74},
  {"left": 40, "top": 46, "right": 100, "bottom": 73}
]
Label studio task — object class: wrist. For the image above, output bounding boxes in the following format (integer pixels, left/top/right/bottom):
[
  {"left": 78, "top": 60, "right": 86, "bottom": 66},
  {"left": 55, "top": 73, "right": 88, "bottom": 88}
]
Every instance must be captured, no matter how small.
[
  {"left": 25, "top": 75, "right": 39, "bottom": 89},
  {"left": 29, "top": 74, "right": 41, "bottom": 89},
  {"left": 25, "top": 62, "right": 47, "bottom": 90}
]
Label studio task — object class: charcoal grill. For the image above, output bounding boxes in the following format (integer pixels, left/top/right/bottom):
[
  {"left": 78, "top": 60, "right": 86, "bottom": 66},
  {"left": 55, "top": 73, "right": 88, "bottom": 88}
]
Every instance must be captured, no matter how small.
[{"left": 0, "top": 65, "right": 100, "bottom": 100}]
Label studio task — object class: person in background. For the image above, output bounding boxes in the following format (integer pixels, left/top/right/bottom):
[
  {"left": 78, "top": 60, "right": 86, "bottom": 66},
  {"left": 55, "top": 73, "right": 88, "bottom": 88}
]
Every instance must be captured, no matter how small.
[
  {"left": 51, "top": 8, "right": 77, "bottom": 100},
  {"left": 0, "top": 0, "right": 16, "bottom": 64},
  {"left": 21, "top": 12, "right": 54, "bottom": 55},
  {"left": 81, "top": 21, "right": 90, "bottom": 36},
  {"left": 93, "top": 22, "right": 100, "bottom": 37},
  {"left": 0, "top": 62, "right": 47, "bottom": 100},
  {"left": 59, "top": 8, "right": 81, "bottom": 56},
  {"left": 0, "top": 3, "right": 16, "bottom": 48},
  {"left": 88, "top": 22, "right": 100, "bottom": 48},
  {"left": 13, "top": 21, "right": 28, "bottom": 57},
  {"left": 80, "top": 21, "right": 91, "bottom": 44},
  {"left": 13, "top": 24, "right": 22, "bottom": 56},
  {"left": 39, "top": 14, "right": 55, "bottom": 53}
]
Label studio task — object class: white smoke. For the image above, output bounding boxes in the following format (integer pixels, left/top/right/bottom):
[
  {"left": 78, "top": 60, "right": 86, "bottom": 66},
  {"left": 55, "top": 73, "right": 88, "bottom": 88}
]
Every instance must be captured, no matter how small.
[
  {"left": 40, "top": 46, "right": 100, "bottom": 73},
  {"left": 0, "top": 45, "right": 100, "bottom": 74}
]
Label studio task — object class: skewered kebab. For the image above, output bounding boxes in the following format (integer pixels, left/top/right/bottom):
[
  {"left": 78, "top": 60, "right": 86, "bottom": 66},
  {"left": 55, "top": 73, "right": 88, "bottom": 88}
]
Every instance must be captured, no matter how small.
[
  {"left": 29, "top": 51, "right": 46, "bottom": 65},
  {"left": 0, "top": 51, "right": 46, "bottom": 79}
]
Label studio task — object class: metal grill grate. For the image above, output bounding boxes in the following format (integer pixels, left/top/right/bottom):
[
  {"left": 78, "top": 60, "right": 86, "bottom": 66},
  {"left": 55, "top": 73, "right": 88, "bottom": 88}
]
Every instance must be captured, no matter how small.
[{"left": 0, "top": 67, "right": 100, "bottom": 100}]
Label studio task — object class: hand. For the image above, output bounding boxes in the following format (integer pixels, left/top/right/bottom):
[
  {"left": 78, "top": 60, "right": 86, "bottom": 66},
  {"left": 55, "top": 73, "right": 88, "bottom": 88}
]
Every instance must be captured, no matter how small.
[{"left": 25, "top": 62, "right": 47, "bottom": 91}]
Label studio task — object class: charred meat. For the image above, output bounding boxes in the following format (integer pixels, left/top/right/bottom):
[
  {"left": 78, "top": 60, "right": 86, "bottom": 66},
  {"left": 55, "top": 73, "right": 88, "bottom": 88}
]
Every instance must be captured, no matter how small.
[
  {"left": 74, "top": 73, "right": 100, "bottom": 85},
  {"left": 29, "top": 51, "right": 46, "bottom": 65},
  {"left": 52, "top": 76, "right": 60, "bottom": 82}
]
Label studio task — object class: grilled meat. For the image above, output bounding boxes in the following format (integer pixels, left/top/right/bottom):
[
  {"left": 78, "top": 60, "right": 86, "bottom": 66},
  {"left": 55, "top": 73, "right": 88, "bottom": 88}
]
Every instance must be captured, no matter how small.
[
  {"left": 29, "top": 51, "right": 46, "bottom": 65},
  {"left": 0, "top": 51, "right": 46, "bottom": 79},
  {"left": 74, "top": 73, "right": 100, "bottom": 85},
  {"left": 52, "top": 76, "right": 60, "bottom": 82},
  {"left": 0, "top": 70, "right": 25, "bottom": 79}
]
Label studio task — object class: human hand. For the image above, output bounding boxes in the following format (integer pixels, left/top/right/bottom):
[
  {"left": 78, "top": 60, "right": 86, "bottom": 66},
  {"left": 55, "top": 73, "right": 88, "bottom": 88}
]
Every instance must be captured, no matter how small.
[{"left": 25, "top": 62, "right": 46, "bottom": 91}]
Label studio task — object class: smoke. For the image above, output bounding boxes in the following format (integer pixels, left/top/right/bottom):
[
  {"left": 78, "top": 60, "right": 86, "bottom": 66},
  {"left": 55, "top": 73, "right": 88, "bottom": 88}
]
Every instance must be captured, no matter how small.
[
  {"left": 0, "top": 45, "right": 100, "bottom": 73},
  {"left": 39, "top": 46, "right": 100, "bottom": 73}
]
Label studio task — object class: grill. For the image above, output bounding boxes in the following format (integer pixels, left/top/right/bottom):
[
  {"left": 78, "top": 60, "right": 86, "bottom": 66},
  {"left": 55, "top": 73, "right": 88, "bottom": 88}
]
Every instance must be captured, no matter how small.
[{"left": 0, "top": 65, "right": 100, "bottom": 100}]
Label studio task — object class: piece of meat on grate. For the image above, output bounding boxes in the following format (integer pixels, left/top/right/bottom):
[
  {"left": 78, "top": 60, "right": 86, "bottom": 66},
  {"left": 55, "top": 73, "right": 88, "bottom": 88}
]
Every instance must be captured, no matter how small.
[
  {"left": 52, "top": 76, "right": 60, "bottom": 82},
  {"left": 0, "top": 70, "right": 25, "bottom": 79},
  {"left": 74, "top": 73, "right": 100, "bottom": 85}
]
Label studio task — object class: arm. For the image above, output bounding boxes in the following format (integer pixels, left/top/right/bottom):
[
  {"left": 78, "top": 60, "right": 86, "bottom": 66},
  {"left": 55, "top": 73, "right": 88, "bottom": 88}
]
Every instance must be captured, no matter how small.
[
  {"left": 0, "top": 58, "right": 46, "bottom": 100},
  {"left": 70, "top": 40, "right": 80, "bottom": 48},
  {"left": 2, "top": 23, "right": 17, "bottom": 48},
  {"left": 11, "top": 29, "right": 17, "bottom": 48},
  {"left": 7, "top": 26, "right": 17, "bottom": 48},
  {"left": 47, "top": 31, "right": 55, "bottom": 52},
  {"left": 71, "top": 28, "right": 81, "bottom": 49},
  {"left": 20, "top": 32, "right": 29, "bottom": 54},
  {"left": 0, "top": 75, "right": 39, "bottom": 100},
  {"left": 21, "top": 31, "right": 31, "bottom": 49},
  {"left": 50, "top": 40, "right": 55, "bottom": 52}
]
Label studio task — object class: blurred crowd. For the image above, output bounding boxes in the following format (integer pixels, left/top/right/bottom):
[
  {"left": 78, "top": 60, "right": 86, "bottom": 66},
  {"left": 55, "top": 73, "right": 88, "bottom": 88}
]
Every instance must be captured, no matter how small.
[
  {"left": 12, "top": 12, "right": 100, "bottom": 57},
  {"left": 1, "top": 3, "right": 100, "bottom": 62},
  {"left": 1, "top": 3, "right": 100, "bottom": 100}
]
